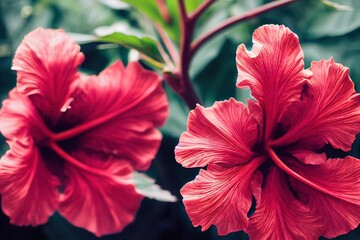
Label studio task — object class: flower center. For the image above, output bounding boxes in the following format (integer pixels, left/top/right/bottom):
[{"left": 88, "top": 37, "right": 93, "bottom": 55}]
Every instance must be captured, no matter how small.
[{"left": 265, "top": 147, "right": 353, "bottom": 202}]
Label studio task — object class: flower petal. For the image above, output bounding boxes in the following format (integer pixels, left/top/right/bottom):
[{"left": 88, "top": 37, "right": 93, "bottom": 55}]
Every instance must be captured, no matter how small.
[
  {"left": 289, "top": 148, "right": 327, "bottom": 165},
  {"left": 289, "top": 156, "right": 360, "bottom": 238},
  {"left": 58, "top": 151, "right": 143, "bottom": 237},
  {"left": 0, "top": 88, "right": 49, "bottom": 141},
  {"left": 274, "top": 58, "right": 360, "bottom": 151},
  {"left": 69, "top": 61, "right": 168, "bottom": 126},
  {"left": 236, "top": 24, "right": 310, "bottom": 141},
  {"left": 247, "top": 167, "right": 322, "bottom": 240},
  {"left": 12, "top": 28, "right": 84, "bottom": 122},
  {"left": 0, "top": 137, "right": 60, "bottom": 225},
  {"left": 61, "top": 61, "right": 168, "bottom": 170},
  {"left": 181, "top": 156, "right": 264, "bottom": 235},
  {"left": 80, "top": 121, "right": 162, "bottom": 171},
  {"left": 175, "top": 98, "right": 258, "bottom": 168}
]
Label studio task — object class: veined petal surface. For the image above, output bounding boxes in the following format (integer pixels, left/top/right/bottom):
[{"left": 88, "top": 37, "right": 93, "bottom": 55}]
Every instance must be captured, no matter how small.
[
  {"left": 58, "top": 151, "right": 143, "bottom": 237},
  {"left": 288, "top": 148, "right": 327, "bottom": 165},
  {"left": 247, "top": 167, "right": 322, "bottom": 240},
  {"left": 12, "top": 28, "right": 84, "bottom": 122},
  {"left": 62, "top": 61, "right": 168, "bottom": 170},
  {"left": 181, "top": 157, "right": 264, "bottom": 235},
  {"left": 274, "top": 58, "right": 360, "bottom": 151},
  {"left": 0, "top": 137, "right": 60, "bottom": 225},
  {"left": 0, "top": 88, "right": 48, "bottom": 141},
  {"left": 289, "top": 156, "right": 360, "bottom": 238},
  {"left": 177, "top": 24, "right": 360, "bottom": 240},
  {"left": 175, "top": 98, "right": 258, "bottom": 168},
  {"left": 236, "top": 24, "right": 310, "bottom": 141}
]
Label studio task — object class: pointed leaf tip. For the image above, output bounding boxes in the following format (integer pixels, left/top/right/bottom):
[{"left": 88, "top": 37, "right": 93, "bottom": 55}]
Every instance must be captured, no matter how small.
[
  {"left": 96, "top": 30, "right": 165, "bottom": 64},
  {"left": 320, "top": 0, "right": 353, "bottom": 11},
  {"left": 133, "top": 172, "right": 177, "bottom": 202}
]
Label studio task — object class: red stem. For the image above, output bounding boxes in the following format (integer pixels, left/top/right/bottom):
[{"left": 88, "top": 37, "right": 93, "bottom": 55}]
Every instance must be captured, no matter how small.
[
  {"left": 190, "top": 0, "right": 297, "bottom": 56},
  {"left": 189, "top": 0, "right": 214, "bottom": 21},
  {"left": 176, "top": 0, "right": 202, "bottom": 109},
  {"left": 155, "top": 0, "right": 201, "bottom": 109},
  {"left": 177, "top": 78, "right": 201, "bottom": 109},
  {"left": 267, "top": 148, "right": 352, "bottom": 203},
  {"left": 50, "top": 92, "right": 147, "bottom": 141},
  {"left": 162, "top": 0, "right": 296, "bottom": 109},
  {"left": 178, "top": 0, "right": 191, "bottom": 73}
]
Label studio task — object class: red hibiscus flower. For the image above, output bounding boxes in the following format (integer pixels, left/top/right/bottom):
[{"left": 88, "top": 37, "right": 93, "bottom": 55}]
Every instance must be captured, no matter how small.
[
  {"left": 0, "top": 28, "right": 168, "bottom": 236},
  {"left": 175, "top": 24, "right": 360, "bottom": 239}
]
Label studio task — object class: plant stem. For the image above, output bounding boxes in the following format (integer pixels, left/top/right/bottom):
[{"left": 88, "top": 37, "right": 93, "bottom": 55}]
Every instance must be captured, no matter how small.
[
  {"left": 176, "top": 0, "right": 201, "bottom": 109},
  {"left": 156, "top": 0, "right": 171, "bottom": 23},
  {"left": 154, "top": 0, "right": 201, "bottom": 109},
  {"left": 189, "top": 0, "right": 214, "bottom": 21},
  {"left": 190, "top": 0, "right": 298, "bottom": 56},
  {"left": 178, "top": 0, "right": 191, "bottom": 73},
  {"left": 155, "top": 23, "right": 179, "bottom": 66},
  {"left": 177, "top": 75, "right": 201, "bottom": 109},
  {"left": 162, "top": 0, "right": 296, "bottom": 109}
]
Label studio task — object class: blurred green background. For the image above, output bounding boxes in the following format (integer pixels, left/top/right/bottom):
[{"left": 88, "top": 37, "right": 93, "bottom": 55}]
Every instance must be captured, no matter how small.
[{"left": 0, "top": 0, "right": 360, "bottom": 239}]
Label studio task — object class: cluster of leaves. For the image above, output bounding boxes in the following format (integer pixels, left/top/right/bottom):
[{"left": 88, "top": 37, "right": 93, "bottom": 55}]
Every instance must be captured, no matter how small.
[{"left": 0, "top": 0, "right": 360, "bottom": 239}]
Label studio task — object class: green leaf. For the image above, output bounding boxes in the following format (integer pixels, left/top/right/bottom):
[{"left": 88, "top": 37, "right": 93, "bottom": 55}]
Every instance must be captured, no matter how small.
[
  {"left": 120, "top": 0, "right": 204, "bottom": 43},
  {"left": 119, "top": 0, "right": 179, "bottom": 41},
  {"left": 300, "top": 29, "right": 360, "bottom": 90},
  {"left": 191, "top": 0, "right": 255, "bottom": 79},
  {"left": 319, "top": 0, "right": 353, "bottom": 11},
  {"left": 160, "top": 84, "right": 189, "bottom": 138},
  {"left": 185, "top": 0, "right": 204, "bottom": 12},
  {"left": 98, "top": 32, "right": 165, "bottom": 64},
  {"left": 69, "top": 24, "right": 166, "bottom": 69},
  {"left": 305, "top": 0, "right": 359, "bottom": 37},
  {"left": 193, "top": 39, "right": 251, "bottom": 106},
  {"left": 263, "top": 0, "right": 360, "bottom": 38},
  {"left": 133, "top": 172, "right": 177, "bottom": 202},
  {"left": 120, "top": 0, "right": 163, "bottom": 24}
]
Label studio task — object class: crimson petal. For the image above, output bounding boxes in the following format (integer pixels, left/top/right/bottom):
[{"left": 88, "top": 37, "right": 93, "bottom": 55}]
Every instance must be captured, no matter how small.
[
  {"left": 0, "top": 137, "right": 60, "bottom": 225},
  {"left": 289, "top": 156, "right": 360, "bottom": 238},
  {"left": 0, "top": 88, "right": 49, "bottom": 141},
  {"left": 247, "top": 167, "right": 322, "bottom": 240},
  {"left": 274, "top": 58, "right": 360, "bottom": 151},
  {"left": 236, "top": 24, "right": 310, "bottom": 142},
  {"left": 58, "top": 151, "right": 143, "bottom": 237},
  {"left": 181, "top": 157, "right": 264, "bottom": 235},
  {"left": 175, "top": 98, "right": 258, "bottom": 168},
  {"left": 12, "top": 28, "right": 84, "bottom": 122},
  {"left": 288, "top": 148, "right": 327, "bottom": 165},
  {"left": 61, "top": 61, "right": 168, "bottom": 170}
]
